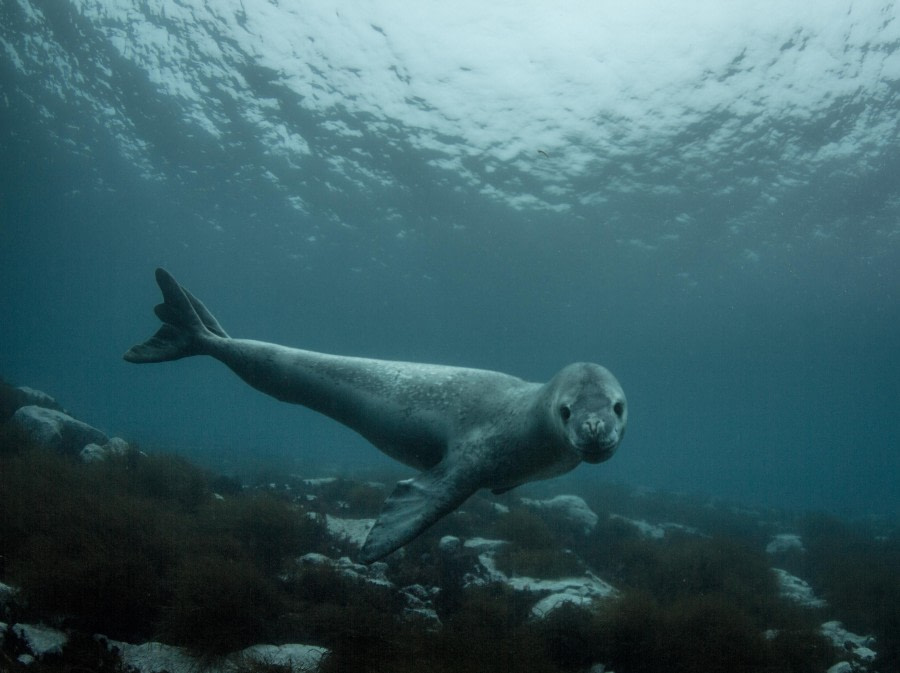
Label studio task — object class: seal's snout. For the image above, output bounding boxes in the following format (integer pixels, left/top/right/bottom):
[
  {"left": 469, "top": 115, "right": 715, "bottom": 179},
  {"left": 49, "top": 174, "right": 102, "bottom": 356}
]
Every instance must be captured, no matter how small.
[
  {"left": 574, "top": 410, "right": 622, "bottom": 464},
  {"left": 582, "top": 417, "right": 605, "bottom": 438},
  {"left": 581, "top": 413, "right": 621, "bottom": 444}
]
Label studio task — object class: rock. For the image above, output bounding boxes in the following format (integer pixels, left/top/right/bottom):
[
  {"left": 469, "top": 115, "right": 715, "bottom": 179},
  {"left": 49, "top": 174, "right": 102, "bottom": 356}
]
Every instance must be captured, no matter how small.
[
  {"left": 826, "top": 663, "right": 854, "bottom": 673},
  {"left": 439, "top": 535, "right": 462, "bottom": 554},
  {"left": 297, "top": 552, "right": 332, "bottom": 566},
  {"left": 12, "top": 405, "right": 108, "bottom": 456},
  {"left": 463, "top": 537, "right": 508, "bottom": 552},
  {"left": 80, "top": 443, "right": 106, "bottom": 462},
  {"left": 772, "top": 568, "right": 826, "bottom": 608},
  {"left": 319, "top": 514, "right": 374, "bottom": 549},
  {"left": 15, "top": 386, "right": 66, "bottom": 412},
  {"left": 609, "top": 514, "right": 702, "bottom": 539},
  {"left": 296, "top": 553, "right": 440, "bottom": 626},
  {"left": 855, "top": 646, "right": 877, "bottom": 663},
  {"left": 302, "top": 477, "right": 339, "bottom": 487},
  {"left": 400, "top": 584, "right": 441, "bottom": 627},
  {"left": 0, "top": 581, "right": 16, "bottom": 612},
  {"left": 298, "top": 552, "right": 393, "bottom": 588},
  {"left": 611, "top": 514, "right": 666, "bottom": 539},
  {"left": 821, "top": 621, "right": 877, "bottom": 664},
  {"left": 80, "top": 437, "right": 130, "bottom": 462},
  {"left": 510, "top": 573, "right": 617, "bottom": 619},
  {"left": 236, "top": 643, "right": 330, "bottom": 671},
  {"left": 463, "top": 547, "right": 616, "bottom": 619},
  {"left": 522, "top": 495, "right": 599, "bottom": 532},
  {"left": 12, "top": 623, "right": 68, "bottom": 659},
  {"left": 766, "top": 534, "right": 805, "bottom": 554},
  {"left": 1, "top": 383, "right": 67, "bottom": 422},
  {"left": 464, "top": 551, "right": 509, "bottom": 587},
  {"left": 102, "top": 639, "right": 203, "bottom": 673},
  {"left": 531, "top": 591, "right": 595, "bottom": 617},
  {"left": 102, "top": 637, "right": 329, "bottom": 673},
  {"left": 821, "top": 620, "right": 876, "bottom": 649},
  {"left": 0, "top": 584, "right": 15, "bottom": 629}
]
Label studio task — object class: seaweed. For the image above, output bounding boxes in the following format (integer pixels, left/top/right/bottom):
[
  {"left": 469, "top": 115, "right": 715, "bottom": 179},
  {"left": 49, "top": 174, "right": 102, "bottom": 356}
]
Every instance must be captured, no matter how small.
[
  {"left": 0, "top": 433, "right": 327, "bottom": 651},
  {"left": 801, "top": 512, "right": 900, "bottom": 671},
  {"left": 584, "top": 518, "right": 786, "bottom": 618},
  {"left": 0, "top": 446, "right": 179, "bottom": 638},
  {"left": 0, "top": 420, "right": 37, "bottom": 457},
  {"left": 309, "top": 478, "right": 388, "bottom": 517},
  {"left": 530, "top": 601, "right": 604, "bottom": 669},
  {"left": 282, "top": 563, "right": 405, "bottom": 671},
  {"left": 159, "top": 553, "right": 283, "bottom": 656},
  {"left": 114, "top": 451, "right": 211, "bottom": 512},
  {"left": 594, "top": 590, "right": 832, "bottom": 673},
  {"left": 0, "top": 416, "right": 886, "bottom": 672},
  {"left": 489, "top": 507, "right": 584, "bottom": 579},
  {"left": 426, "top": 584, "right": 557, "bottom": 673}
]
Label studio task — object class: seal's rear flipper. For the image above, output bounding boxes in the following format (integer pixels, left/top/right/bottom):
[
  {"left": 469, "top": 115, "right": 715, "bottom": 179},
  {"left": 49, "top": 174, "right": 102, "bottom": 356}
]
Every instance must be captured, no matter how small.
[
  {"left": 359, "top": 463, "right": 476, "bottom": 563},
  {"left": 124, "top": 268, "right": 228, "bottom": 363}
]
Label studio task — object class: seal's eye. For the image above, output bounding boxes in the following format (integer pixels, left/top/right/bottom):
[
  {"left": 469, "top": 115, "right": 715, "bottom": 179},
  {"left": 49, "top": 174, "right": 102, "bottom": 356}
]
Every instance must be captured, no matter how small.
[
  {"left": 560, "top": 405, "right": 571, "bottom": 422},
  {"left": 613, "top": 401, "right": 624, "bottom": 418}
]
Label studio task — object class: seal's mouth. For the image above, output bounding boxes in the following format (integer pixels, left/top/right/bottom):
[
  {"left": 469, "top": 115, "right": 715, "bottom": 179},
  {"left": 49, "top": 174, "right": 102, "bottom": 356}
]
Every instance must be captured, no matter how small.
[
  {"left": 580, "top": 443, "right": 616, "bottom": 464},
  {"left": 581, "top": 450, "right": 611, "bottom": 464}
]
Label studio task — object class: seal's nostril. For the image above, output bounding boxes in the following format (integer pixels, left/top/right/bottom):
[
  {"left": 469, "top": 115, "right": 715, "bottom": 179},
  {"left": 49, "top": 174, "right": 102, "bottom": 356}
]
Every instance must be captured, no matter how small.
[{"left": 584, "top": 419, "right": 602, "bottom": 436}]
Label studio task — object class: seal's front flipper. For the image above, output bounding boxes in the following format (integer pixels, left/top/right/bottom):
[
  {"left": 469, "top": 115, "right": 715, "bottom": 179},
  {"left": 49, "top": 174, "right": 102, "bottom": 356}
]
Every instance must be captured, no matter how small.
[
  {"left": 124, "top": 268, "right": 228, "bottom": 363},
  {"left": 359, "top": 462, "right": 477, "bottom": 564}
]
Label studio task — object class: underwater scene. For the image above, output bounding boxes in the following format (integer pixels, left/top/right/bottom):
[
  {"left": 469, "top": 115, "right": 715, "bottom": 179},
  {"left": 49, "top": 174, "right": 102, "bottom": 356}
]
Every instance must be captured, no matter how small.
[{"left": 1, "top": 1, "right": 899, "bottom": 671}]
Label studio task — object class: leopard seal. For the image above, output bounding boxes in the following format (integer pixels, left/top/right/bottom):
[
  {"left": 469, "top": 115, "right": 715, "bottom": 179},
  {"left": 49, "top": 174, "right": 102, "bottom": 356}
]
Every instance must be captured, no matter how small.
[{"left": 124, "top": 268, "right": 627, "bottom": 562}]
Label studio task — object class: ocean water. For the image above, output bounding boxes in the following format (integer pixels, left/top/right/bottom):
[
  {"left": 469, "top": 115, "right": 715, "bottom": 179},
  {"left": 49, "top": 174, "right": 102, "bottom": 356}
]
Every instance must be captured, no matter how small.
[{"left": 1, "top": 0, "right": 898, "bottom": 519}]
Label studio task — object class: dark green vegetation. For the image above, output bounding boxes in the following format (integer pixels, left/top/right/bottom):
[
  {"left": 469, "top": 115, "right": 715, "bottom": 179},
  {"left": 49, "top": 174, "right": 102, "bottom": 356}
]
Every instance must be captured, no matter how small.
[
  {"left": 1, "top": 381, "right": 897, "bottom": 672},
  {"left": 799, "top": 514, "right": 900, "bottom": 672},
  {"left": 0, "top": 437, "right": 329, "bottom": 652},
  {"left": 491, "top": 508, "right": 585, "bottom": 579}
]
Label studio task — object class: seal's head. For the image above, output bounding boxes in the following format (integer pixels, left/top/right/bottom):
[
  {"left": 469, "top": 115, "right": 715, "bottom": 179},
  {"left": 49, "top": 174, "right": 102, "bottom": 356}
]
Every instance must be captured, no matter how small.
[{"left": 548, "top": 362, "right": 627, "bottom": 464}]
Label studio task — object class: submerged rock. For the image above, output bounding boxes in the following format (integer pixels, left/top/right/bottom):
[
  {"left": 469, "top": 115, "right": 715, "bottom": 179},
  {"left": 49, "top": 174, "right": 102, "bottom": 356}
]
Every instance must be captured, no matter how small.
[
  {"left": 319, "top": 514, "right": 375, "bottom": 549},
  {"left": 463, "top": 537, "right": 508, "bottom": 553},
  {"left": 12, "top": 405, "right": 108, "bottom": 456},
  {"left": 529, "top": 578, "right": 615, "bottom": 619},
  {"left": 1, "top": 383, "right": 67, "bottom": 421},
  {"left": 439, "top": 535, "right": 462, "bottom": 554},
  {"left": 463, "top": 544, "right": 616, "bottom": 619},
  {"left": 80, "top": 436, "right": 131, "bottom": 462},
  {"left": 298, "top": 552, "right": 392, "bottom": 588},
  {"left": 766, "top": 533, "right": 806, "bottom": 554},
  {"left": 237, "top": 643, "right": 330, "bottom": 671},
  {"left": 0, "top": 582, "right": 16, "bottom": 614},
  {"left": 102, "top": 636, "right": 329, "bottom": 673},
  {"left": 297, "top": 553, "right": 442, "bottom": 627},
  {"left": 609, "top": 514, "right": 702, "bottom": 539},
  {"left": 772, "top": 568, "right": 826, "bottom": 608},
  {"left": 400, "top": 584, "right": 441, "bottom": 625},
  {"left": 821, "top": 621, "right": 877, "bottom": 665},
  {"left": 522, "top": 495, "right": 599, "bottom": 532},
  {"left": 14, "top": 386, "right": 66, "bottom": 413},
  {"left": 12, "top": 623, "right": 68, "bottom": 659},
  {"left": 826, "top": 663, "right": 854, "bottom": 673}
]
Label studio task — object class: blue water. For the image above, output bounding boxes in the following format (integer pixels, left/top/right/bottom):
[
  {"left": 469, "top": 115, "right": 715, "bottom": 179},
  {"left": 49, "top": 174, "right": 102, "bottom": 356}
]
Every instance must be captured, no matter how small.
[{"left": 1, "top": 1, "right": 898, "bottom": 518}]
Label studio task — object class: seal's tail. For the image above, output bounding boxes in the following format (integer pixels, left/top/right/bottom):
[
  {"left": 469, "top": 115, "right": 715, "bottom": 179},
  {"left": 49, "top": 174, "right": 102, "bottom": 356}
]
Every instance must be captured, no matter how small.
[{"left": 124, "top": 268, "right": 229, "bottom": 363}]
